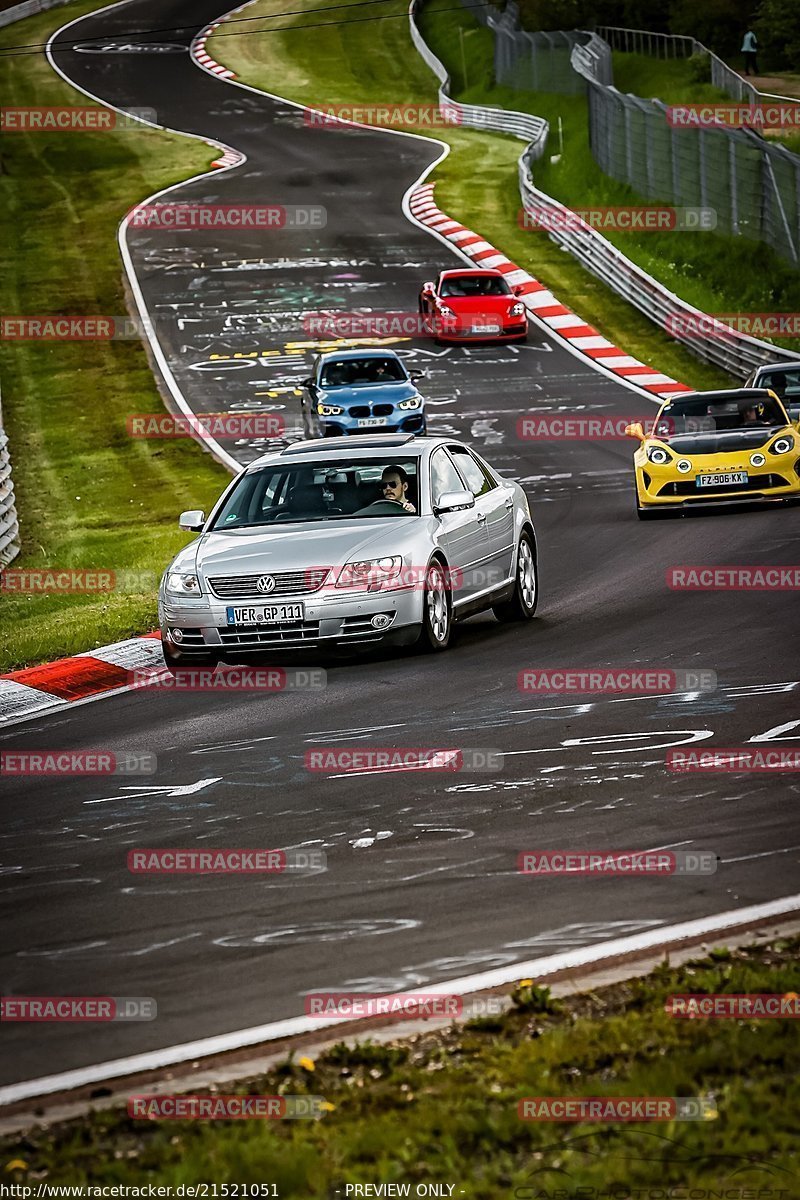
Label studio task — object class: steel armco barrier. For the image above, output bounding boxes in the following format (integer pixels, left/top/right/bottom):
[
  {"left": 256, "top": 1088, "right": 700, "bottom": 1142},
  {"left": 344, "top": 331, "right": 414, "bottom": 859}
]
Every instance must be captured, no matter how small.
[
  {"left": 0, "top": 389, "right": 20, "bottom": 567},
  {"left": 0, "top": 0, "right": 73, "bottom": 29},
  {"left": 410, "top": 0, "right": 800, "bottom": 377},
  {"left": 408, "top": 0, "right": 549, "bottom": 158}
]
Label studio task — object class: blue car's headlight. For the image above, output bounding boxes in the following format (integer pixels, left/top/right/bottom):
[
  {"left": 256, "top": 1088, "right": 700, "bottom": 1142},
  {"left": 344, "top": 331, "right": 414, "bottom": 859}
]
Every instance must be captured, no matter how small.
[
  {"left": 166, "top": 572, "right": 203, "bottom": 596},
  {"left": 319, "top": 404, "right": 344, "bottom": 416},
  {"left": 398, "top": 396, "right": 422, "bottom": 410}
]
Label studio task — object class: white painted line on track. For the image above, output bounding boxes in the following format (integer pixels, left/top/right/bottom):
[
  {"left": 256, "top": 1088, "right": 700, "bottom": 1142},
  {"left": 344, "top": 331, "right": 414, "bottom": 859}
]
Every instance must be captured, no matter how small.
[{"left": 2, "top": 894, "right": 798, "bottom": 1107}]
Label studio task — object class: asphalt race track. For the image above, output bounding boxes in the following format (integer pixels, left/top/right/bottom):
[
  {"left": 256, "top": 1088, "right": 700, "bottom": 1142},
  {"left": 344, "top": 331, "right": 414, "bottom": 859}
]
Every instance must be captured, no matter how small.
[{"left": 1, "top": 0, "right": 798, "bottom": 1090}]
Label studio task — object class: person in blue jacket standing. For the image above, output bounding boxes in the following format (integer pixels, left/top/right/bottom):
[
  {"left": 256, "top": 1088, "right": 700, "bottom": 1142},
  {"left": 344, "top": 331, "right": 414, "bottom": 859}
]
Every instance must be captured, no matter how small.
[{"left": 741, "top": 29, "right": 759, "bottom": 76}]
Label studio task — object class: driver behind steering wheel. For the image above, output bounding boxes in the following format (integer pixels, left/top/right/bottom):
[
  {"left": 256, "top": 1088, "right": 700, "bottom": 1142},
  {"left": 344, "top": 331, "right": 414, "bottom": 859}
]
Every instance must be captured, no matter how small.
[{"left": 380, "top": 465, "right": 415, "bottom": 512}]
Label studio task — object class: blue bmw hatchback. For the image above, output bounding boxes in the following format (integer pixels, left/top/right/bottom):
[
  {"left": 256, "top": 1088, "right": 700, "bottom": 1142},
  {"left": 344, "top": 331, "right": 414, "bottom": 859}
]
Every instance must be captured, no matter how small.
[{"left": 301, "top": 349, "right": 427, "bottom": 438}]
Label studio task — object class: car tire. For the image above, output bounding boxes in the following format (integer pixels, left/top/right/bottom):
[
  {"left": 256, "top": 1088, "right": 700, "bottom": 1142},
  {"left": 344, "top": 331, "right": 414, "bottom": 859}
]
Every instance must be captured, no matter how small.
[
  {"left": 416, "top": 559, "right": 451, "bottom": 652},
  {"left": 492, "top": 530, "right": 538, "bottom": 622}
]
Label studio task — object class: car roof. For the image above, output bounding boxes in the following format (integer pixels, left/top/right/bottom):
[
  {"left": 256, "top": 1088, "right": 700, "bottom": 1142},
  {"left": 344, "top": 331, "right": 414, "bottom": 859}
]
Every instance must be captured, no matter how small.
[
  {"left": 439, "top": 268, "right": 503, "bottom": 278},
  {"left": 752, "top": 361, "right": 800, "bottom": 373},
  {"left": 316, "top": 347, "right": 403, "bottom": 363},
  {"left": 247, "top": 435, "right": 453, "bottom": 470},
  {"left": 660, "top": 388, "right": 778, "bottom": 405}
]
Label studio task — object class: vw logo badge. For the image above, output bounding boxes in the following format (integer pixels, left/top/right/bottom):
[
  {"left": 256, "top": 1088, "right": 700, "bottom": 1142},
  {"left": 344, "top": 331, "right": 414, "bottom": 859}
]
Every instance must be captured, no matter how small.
[{"left": 256, "top": 575, "right": 276, "bottom": 594}]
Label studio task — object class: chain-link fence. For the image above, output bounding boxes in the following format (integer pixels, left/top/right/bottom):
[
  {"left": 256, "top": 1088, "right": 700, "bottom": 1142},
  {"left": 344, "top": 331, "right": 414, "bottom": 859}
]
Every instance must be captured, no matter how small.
[
  {"left": 583, "top": 81, "right": 800, "bottom": 264},
  {"left": 596, "top": 25, "right": 761, "bottom": 105},
  {"left": 492, "top": 2, "right": 588, "bottom": 94}
]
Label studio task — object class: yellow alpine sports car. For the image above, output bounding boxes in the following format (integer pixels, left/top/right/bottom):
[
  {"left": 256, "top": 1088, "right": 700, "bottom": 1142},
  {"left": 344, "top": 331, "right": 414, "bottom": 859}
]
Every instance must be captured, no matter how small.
[{"left": 625, "top": 388, "right": 800, "bottom": 519}]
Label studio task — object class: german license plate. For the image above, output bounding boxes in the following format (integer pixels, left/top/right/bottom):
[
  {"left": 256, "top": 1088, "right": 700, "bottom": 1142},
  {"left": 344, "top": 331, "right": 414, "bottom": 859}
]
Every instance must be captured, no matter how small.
[
  {"left": 226, "top": 604, "right": 304, "bottom": 625},
  {"left": 472, "top": 324, "right": 500, "bottom": 334},
  {"left": 696, "top": 472, "right": 748, "bottom": 488},
  {"left": 357, "top": 417, "right": 388, "bottom": 427}
]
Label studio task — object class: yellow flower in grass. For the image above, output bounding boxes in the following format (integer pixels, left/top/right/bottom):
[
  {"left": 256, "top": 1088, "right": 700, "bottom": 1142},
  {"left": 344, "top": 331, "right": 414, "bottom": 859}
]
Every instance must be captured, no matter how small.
[
  {"left": 4, "top": 1162, "right": 28, "bottom": 1173},
  {"left": 297, "top": 1056, "right": 316, "bottom": 1072}
]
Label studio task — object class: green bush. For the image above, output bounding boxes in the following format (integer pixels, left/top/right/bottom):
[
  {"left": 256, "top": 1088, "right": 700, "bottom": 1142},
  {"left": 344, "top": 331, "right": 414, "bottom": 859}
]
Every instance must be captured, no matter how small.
[{"left": 687, "top": 51, "right": 712, "bottom": 83}]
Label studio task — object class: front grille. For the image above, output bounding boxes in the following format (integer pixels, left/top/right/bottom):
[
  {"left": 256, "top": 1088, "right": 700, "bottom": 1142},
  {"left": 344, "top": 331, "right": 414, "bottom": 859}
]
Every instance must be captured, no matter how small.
[
  {"left": 348, "top": 405, "right": 370, "bottom": 417},
  {"left": 219, "top": 622, "right": 321, "bottom": 646},
  {"left": 373, "top": 404, "right": 394, "bottom": 416},
  {"left": 208, "top": 569, "right": 329, "bottom": 599},
  {"left": 658, "top": 473, "right": 788, "bottom": 497}
]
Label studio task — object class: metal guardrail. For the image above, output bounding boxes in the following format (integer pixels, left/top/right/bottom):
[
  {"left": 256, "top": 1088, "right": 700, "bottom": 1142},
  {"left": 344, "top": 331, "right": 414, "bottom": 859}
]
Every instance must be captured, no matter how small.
[
  {"left": 0, "top": 0, "right": 72, "bottom": 29},
  {"left": 595, "top": 25, "right": 785, "bottom": 105},
  {"left": 570, "top": 34, "right": 613, "bottom": 87},
  {"left": 518, "top": 166, "right": 800, "bottom": 376},
  {"left": 0, "top": 403, "right": 20, "bottom": 567},
  {"left": 408, "top": 0, "right": 549, "bottom": 157},
  {"left": 410, "top": 0, "right": 800, "bottom": 378}
]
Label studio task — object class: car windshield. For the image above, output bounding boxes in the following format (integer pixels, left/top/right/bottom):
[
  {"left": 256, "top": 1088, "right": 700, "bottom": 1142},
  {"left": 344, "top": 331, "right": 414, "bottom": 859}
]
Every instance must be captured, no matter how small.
[
  {"left": 757, "top": 368, "right": 800, "bottom": 398},
  {"left": 653, "top": 394, "right": 788, "bottom": 436},
  {"left": 440, "top": 275, "right": 511, "bottom": 298},
  {"left": 319, "top": 357, "right": 407, "bottom": 387},
  {"left": 209, "top": 458, "right": 422, "bottom": 528}
]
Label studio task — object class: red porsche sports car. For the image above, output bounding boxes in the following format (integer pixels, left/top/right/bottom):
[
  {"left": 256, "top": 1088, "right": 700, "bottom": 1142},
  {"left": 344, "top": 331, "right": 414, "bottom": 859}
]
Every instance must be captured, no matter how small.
[{"left": 418, "top": 268, "right": 528, "bottom": 343}]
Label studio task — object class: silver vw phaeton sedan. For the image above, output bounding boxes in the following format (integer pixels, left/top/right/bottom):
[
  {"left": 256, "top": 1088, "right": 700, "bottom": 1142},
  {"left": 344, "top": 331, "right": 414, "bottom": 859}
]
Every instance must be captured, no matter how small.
[{"left": 159, "top": 435, "right": 538, "bottom": 668}]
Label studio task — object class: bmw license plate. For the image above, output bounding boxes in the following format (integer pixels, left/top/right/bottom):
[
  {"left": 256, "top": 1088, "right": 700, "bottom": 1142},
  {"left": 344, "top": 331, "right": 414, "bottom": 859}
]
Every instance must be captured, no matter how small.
[
  {"left": 695, "top": 472, "right": 748, "bottom": 488},
  {"left": 226, "top": 604, "right": 304, "bottom": 625},
  {"left": 357, "top": 417, "right": 388, "bottom": 427}
]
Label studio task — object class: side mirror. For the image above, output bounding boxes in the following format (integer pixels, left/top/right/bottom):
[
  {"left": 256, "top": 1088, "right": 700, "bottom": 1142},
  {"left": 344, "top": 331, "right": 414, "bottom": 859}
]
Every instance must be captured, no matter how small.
[
  {"left": 434, "top": 490, "right": 475, "bottom": 514},
  {"left": 512, "top": 284, "right": 526, "bottom": 296},
  {"left": 421, "top": 281, "right": 435, "bottom": 294},
  {"left": 624, "top": 423, "right": 645, "bottom": 441},
  {"left": 301, "top": 377, "right": 315, "bottom": 388},
  {"left": 408, "top": 368, "right": 425, "bottom": 380},
  {"left": 179, "top": 509, "right": 205, "bottom": 531}
]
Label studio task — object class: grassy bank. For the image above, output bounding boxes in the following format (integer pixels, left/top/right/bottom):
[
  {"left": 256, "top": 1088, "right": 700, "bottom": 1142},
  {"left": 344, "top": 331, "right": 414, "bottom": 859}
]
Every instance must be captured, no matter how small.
[
  {"left": 418, "top": 3, "right": 800, "bottom": 342},
  {"left": 0, "top": 1, "right": 229, "bottom": 671},
  {"left": 208, "top": 0, "right": 735, "bottom": 392},
  {"left": 3, "top": 936, "right": 798, "bottom": 1191}
]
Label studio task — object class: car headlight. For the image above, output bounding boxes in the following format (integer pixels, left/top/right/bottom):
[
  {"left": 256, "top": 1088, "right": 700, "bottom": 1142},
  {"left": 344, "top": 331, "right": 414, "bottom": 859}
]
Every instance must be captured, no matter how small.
[
  {"left": 318, "top": 404, "right": 344, "bottom": 416},
  {"left": 438, "top": 304, "right": 456, "bottom": 320},
  {"left": 646, "top": 445, "right": 673, "bottom": 465},
  {"left": 336, "top": 556, "right": 403, "bottom": 591},
  {"left": 676, "top": 459, "right": 692, "bottom": 473},
  {"left": 398, "top": 396, "right": 422, "bottom": 410},
  {"left": 750, "top": 452, "right": 766, "bottom": 467},
  {"left": 510, "top": 302, "right": 526, "bottom": 317},
  {"left": 166, "top": 572, "right": 203, "bottom": 595},
  {"left": 770, "top": 435, "right": 795, "bottom": 455}
]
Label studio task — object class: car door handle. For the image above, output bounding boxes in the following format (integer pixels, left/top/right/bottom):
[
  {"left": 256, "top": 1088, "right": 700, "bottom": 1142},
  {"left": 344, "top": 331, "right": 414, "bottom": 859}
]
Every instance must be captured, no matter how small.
[
  {"left": 504, "top": 499, "right": 514, "bottom": 510},
  {"left": 476, "top": 512, "right": 487, "bottom": 523}
]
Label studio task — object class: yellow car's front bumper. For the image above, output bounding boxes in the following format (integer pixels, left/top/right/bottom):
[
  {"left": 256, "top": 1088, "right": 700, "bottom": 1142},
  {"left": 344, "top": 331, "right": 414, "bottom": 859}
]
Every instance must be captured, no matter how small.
[{"left": 634, "top": 445, "right": 800, "bottom": 508}]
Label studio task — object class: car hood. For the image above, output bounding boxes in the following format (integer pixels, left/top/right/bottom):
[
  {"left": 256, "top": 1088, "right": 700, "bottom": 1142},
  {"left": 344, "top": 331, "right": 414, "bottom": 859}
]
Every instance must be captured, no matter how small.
[
  {"left": 440, "top": 296, "right": 515, "bottom": 314},
  {"left": 657, "top": 427, "right": 786, "bottom": 453},
  {"left": 171, "top": 519, "right": 423, "bottom": 577},
  {"left": 319, "top": 382, "right": 419, "bottom": 404}
]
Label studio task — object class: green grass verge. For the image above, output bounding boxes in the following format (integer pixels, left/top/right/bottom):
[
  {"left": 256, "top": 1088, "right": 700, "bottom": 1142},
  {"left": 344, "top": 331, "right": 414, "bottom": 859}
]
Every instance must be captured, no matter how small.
[
  {"left": 0, "top": 0, "right": 232, "bottom": 672},
  {"left": 208, "top": 0, "right": 736, "bottom": 392},
  {"left": 3, "top": 937, "right": 797, "bottom": 1191},
  {"left": 418, "top": 4, "right": 800, "bottom": 347}
]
